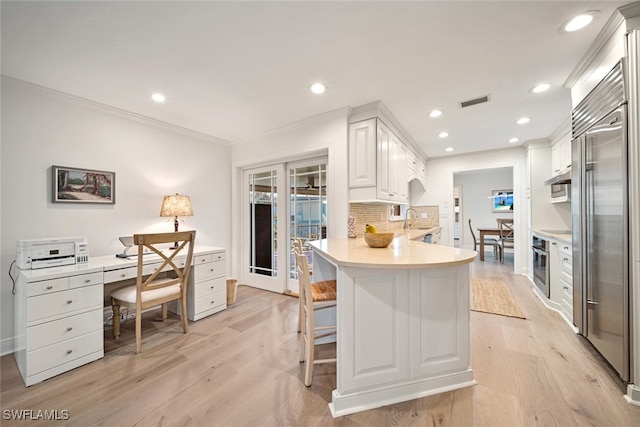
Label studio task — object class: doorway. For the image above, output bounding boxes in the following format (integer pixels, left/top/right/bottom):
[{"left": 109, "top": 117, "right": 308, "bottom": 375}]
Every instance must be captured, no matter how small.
[{"left": 243, "top": 158, "right": 327, "bottom": 294}]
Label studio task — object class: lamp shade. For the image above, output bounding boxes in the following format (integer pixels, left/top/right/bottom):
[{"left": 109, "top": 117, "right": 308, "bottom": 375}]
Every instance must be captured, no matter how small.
[{"left": 160, "top": 194, "right": 193, "bottom": 217}]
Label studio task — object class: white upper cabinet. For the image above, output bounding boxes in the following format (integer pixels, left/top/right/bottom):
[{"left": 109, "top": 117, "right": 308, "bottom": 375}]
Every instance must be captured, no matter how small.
[
  {"left": 551, "top": 136, "right": 571, "bottom": 176},
  {"left": 349, "top": 119, "right": 377, "bottom": 188},
  {"left": 348, "top": 118, "right": 409, "bottom": 204}
]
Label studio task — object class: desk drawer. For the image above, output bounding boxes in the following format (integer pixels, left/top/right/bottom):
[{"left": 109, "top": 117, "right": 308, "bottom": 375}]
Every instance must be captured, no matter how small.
[
  {"left": 27, "top": 277, "right": 69, "bottom": 297},
  {"left": 193, "top": 277, "right": 226, "bottom": 298},
  {"left": 27, "top": 285, "right": 102, "bottom": 324},
  {"left": 105, "top": 268, "right": 137, "bottom": 283},
  {"left": 195, "top": 260, "right": 225, "bottom": 281},
  {"left": 194, "top": 289, "right": 226, "bottom": 313},
  {"left": 27, "top": 330, "right": 103, "bottom": 375},
  {"left": 70, "top": 272, "right": 103, "bottom": 288},
  {"left": 27, "top": 309, "right": 102, "bottom": 351}
]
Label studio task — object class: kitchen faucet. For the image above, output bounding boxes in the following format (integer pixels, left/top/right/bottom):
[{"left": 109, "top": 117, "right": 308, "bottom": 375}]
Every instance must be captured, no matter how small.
[{"left": 404, "top": 208, "right": 418, "bottom": 230}]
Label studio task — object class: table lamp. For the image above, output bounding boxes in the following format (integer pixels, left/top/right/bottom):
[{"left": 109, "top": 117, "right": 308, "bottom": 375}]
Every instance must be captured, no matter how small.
[{"left": 160, "top": 193, "right": 193, "bottom": 248}]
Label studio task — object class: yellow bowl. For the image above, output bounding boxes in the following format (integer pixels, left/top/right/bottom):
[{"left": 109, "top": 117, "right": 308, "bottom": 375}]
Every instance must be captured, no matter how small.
[{"left": 364, "top": 232, "right": 394, "bottom": 248}]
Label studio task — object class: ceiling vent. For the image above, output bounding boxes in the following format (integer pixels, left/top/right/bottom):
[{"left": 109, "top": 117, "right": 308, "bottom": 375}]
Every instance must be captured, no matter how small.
[{"left": 460, "top": 95, "right": 490, "bottom": 108}]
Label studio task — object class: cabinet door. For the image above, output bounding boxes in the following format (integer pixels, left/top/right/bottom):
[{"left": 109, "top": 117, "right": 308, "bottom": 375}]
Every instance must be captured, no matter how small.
[
  {"left": 376, "top": 120, "right": 392, "bottom": 200},
  {"left": 393, "top": 138, "right": 408, "bottom": 202},
  {"left": 348, "top": 119, "right": 377, "bottom": 188}
]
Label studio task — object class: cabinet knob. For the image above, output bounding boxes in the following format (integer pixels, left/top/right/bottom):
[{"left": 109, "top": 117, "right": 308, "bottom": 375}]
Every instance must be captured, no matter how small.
[
  {"left": 120, "top": 273, "right": 126, "bottom": 278},
  {"left": 563, "top": 258, "right": 569, "bottom": 262},
  {"left": 210, "top": 286, "right": 214, "bottom": 290},
  {"left": 210, "top": 268, "right": 214, "bottom": 272},
  {"left": 46, "top": 285, "right": 53, "bottom": 290},
  {"left": 211, "top": 300, "right": 215, "bottom": 304},
  {"left": 85, "top": 279, "right": 91, "bottom": 283},
  {"left": 67, "top": 327, "right": 73, "bottom": 332},
  {"left": 66, "top": 349, "right": 73, "bottom": 355},
  {"left": 563, "top": 286, "right": 569, "bottom": 290},
  {"left": 66, "top": 300, "right": 73, "bottom": 304}
]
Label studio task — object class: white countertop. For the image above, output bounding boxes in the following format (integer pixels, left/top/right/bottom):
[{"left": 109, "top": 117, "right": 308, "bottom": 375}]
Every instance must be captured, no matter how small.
[
  {"left": 309, "top": 236, "right": 476, "bottom": 269},
  {"left": 532, "top": 229, "right": 572, "bottom": 243}
]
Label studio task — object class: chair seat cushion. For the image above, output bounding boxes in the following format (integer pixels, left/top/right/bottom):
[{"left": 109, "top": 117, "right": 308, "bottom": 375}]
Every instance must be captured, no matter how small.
[
  {"left": 311, "top": 280, "right": 337, "bottom": 302},
  {"left": 111, "top": 278, "right": 180, "bottom": 304}
]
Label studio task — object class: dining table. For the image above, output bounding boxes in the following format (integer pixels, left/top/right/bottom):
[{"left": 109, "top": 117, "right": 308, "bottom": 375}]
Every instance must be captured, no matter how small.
[
  {"left": 478, "top": 218, "right": 513, "bottom": 261},
  {"left": 477, "top": 227, "right": 501, "bottom": 261}
]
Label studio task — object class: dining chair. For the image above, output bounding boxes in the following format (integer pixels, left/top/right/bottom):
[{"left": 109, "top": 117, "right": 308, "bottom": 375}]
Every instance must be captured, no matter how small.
[
  {"left": 111, "top": 230, "right": 196, "bottom": 354},
  {"left": 497, "top": 219, "right": 514, "bottom": 263},
  {"left": 468, "top": 219, "right": 499, "bottom": 258},
  {"left": 293, "top": 239, "right": 337, "bottom": 386}
]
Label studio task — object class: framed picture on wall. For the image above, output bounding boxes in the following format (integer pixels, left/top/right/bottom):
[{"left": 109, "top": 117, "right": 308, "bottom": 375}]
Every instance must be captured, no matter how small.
[
  {"left": 52, "top": 165, "right": 115, "bottom": 204},
  {"left": 491, "top": 189, "right": 513, "bottom": 212}
]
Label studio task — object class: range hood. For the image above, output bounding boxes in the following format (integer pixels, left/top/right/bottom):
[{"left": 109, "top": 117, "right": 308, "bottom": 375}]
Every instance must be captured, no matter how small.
[{"left": 544, "top": 169, "right": 571, "bottom": 186}]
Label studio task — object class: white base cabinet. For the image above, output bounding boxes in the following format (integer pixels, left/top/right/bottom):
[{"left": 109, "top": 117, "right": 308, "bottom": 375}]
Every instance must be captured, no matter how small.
[
  {"left": 310, "top": 248, "right": 475, "bottom": 417},
  {"left": 14, "top": 270, "right": 104, "bottom": 387},
  {"left": 185, "top": 250, "right": 227, "bottom": 321}
]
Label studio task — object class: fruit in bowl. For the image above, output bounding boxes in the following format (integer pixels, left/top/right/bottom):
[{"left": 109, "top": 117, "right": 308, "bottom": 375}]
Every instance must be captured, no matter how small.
[{"left": 364, "top": 225, "right": 394, "bottom": 248}]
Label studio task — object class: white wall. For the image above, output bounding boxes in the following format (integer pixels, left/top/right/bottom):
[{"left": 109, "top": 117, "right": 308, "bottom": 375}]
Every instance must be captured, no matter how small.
[
  {"left": 0, "top": 77, "right": 232, "bottom": 354},
  {"left": 454, "top": 167, "right": 513, "bottom": 250},
  {"left": 415, "top": 147, "right": 528, "bottom": 275},
  {"left": 230, "top": 108, "right": 350, "bottom": 284}
]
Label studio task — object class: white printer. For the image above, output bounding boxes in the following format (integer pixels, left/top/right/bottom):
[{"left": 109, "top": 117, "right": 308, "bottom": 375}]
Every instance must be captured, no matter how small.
[{"left": 17, "top": 237, "right": 89, "bottom": 269}]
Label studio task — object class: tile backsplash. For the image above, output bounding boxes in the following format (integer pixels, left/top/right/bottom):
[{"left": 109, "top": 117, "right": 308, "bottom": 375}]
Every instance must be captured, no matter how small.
[{"left": 349, "top": 203, "right": 439, "bottom": 236}]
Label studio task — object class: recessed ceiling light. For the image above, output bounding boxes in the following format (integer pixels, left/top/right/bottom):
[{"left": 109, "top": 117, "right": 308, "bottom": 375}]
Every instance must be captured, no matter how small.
[
  {"left": 562, "top": 11, "right": 599, "bottom": 32},
  {"left": 508, "top": 137, "right": 520, "bottom": 143},
  {"left": 309, "top": 82, "right": 326, "bottom": 94},
  {"left": 517, "top": 117, "right": 530, "bottom": 125},
  {"left": 429, "top": 109, "right": 443, "bottom": 118},
  {"left": 445, "top": 147, "right": 454, "bottom": 152},
  {"left": 151, "top": 93, "right": 166, "bottom": 103},
  {"left": 438, "top": 131, "right": 449, "bottom": 138},
  {"left": 531, "top": 83, "right": 550, "bottom": 93}
]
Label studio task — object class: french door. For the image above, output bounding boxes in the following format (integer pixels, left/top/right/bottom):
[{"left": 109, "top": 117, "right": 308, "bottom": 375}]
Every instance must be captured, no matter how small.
[{"left": 243, "top": 158, "right": 327, "bottom": 294}]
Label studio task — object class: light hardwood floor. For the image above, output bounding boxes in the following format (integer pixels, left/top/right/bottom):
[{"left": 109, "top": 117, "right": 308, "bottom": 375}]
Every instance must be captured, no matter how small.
[{"left": 3, "top": 254, "right": 640, "bottom": 426}]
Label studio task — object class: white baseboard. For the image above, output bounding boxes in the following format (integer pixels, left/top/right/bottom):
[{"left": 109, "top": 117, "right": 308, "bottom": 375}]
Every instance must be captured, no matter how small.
[{"left": 1, "top": 336, "right": 16, "bottom": 356}]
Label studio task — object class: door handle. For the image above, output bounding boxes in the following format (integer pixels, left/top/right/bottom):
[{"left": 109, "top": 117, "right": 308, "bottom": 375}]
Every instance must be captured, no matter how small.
[{"left": 587, "top": 299, "right": 599, "bottom": 306}]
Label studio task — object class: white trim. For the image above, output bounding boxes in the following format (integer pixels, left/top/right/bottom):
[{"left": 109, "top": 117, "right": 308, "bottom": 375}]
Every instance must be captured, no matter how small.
[{"left": 1, "top": 337, "right": 16, "bottom": 357}]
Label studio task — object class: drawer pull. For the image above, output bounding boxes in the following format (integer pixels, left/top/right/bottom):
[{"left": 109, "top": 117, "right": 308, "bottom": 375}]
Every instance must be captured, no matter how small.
[
  {"left": 66, "top": 327, "right": 73, "bottom": 332},
  {"left": 210, "top": 286, "right": 214, "bottom": 289},
  {"left": 46, "top": 285, "right": 53, "bottom": 290},
  {"left": 563, "top": 286, "right": 569, "bottom": 290},
  {"left": 66, "top": 349, "right": 73, "bottom": 355},
  {"left": 201, "top": 258, "right": 206, "bottom": 262},
  {"left": 210, "top": 268, "right": 214, "bottom": 272},
  {"left": 211, "top": 300, "right": 215, "bottom": 304},
  {"left": 85, "top": 278, "right": 91, "bottom": 283},
  {"left": 67, "top": 300, "right": 73, "bottom": 304},
  {"left": 120, "top": 273, "right": 126, "bottom": 278}
]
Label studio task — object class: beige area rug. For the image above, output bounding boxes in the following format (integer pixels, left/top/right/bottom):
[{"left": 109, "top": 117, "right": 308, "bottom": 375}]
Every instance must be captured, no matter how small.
[{"left": 470, "top": 278, "right": 526, "bottom": 319}]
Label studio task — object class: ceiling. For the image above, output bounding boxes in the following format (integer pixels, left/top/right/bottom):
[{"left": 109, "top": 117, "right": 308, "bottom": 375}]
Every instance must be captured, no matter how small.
[{"left": 1, "top": 1, "right": 631, "bottom": 158}]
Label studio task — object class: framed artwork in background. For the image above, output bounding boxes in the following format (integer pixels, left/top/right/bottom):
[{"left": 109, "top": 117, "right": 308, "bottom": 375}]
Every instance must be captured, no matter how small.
[
  {"left": 52, "top": 165, "right": 115, "bottom": 204},
  {"left": 491, "top": 189, "right": 513, "bottom": 212}
]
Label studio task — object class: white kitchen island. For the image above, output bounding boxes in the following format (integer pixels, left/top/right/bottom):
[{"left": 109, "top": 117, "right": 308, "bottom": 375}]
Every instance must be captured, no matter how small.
[{"left": 309, "top": 236, "right": 477, "bottom": 417}]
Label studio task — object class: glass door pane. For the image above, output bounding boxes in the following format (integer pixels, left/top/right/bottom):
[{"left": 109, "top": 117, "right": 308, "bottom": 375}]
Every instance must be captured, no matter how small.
[
  {"left": 289, "top": 160, "right": 327, "bottom": 283},
  {"left": 244, "top": 165, "right": 285, "bottom": 293}
]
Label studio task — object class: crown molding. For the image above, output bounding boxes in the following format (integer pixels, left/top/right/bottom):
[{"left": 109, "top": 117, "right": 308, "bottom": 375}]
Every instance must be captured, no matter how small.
[
  {"left": 564, "top": 9, "right": 625, "bottom": 88},
  {"left": 1, "top": 75, "right": 230, "bottom": 146}
]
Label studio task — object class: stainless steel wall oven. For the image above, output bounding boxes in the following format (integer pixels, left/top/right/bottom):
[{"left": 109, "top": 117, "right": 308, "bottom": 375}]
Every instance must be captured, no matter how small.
[{"left": 532, "top": 235, "right": 549, "bottom": 298}]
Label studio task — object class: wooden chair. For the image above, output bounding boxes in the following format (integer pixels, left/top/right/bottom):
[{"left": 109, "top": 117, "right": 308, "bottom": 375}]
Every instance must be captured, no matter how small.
[
  {"left": 111, "top": 231, "right": 196, "bottom": 353},
  {"left": 497, "top": 219, "right": 514, "bottom": 263},
  {"left": 293, "top": 239, "right": 337, "bottom": 333},
  {"left": 468, "top": 219, "right": 499, "bottom": 258},
  {"left": 293, "top": 240, "right": 337, "bottom": 386}
]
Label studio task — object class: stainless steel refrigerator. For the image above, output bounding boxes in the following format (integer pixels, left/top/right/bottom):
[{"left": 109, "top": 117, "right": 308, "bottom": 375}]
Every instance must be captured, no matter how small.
[{"left": 572, "top": 61, "right": 630, "bottom": 382}]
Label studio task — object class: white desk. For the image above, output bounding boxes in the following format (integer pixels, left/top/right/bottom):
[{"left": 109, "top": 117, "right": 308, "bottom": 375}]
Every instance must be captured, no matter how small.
[{"left": 14, "top": 245, "right": 225, "bottom": 386}]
